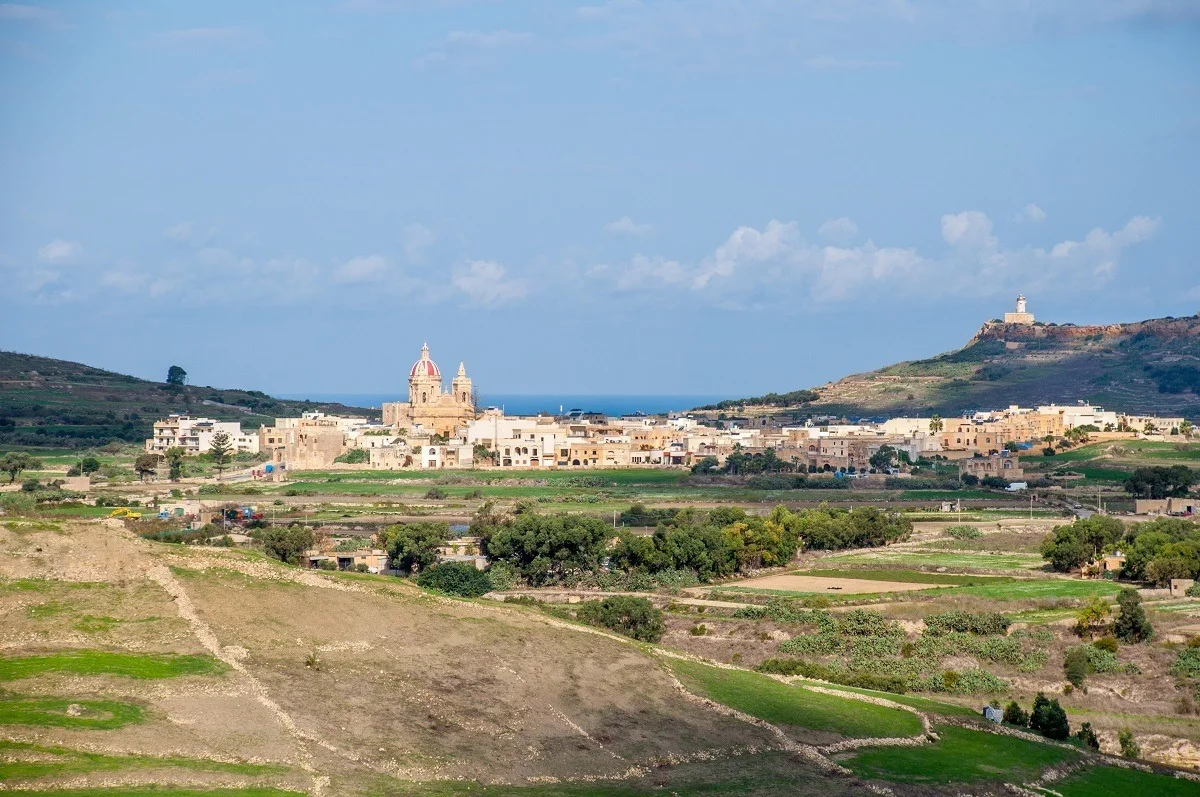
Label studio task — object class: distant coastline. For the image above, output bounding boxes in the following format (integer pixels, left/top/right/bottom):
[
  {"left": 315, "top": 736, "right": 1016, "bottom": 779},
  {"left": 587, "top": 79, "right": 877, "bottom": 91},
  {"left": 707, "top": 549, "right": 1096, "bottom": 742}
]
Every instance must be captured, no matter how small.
[{"left": 276, "top": 393, "right": 735, "bottom": 417}]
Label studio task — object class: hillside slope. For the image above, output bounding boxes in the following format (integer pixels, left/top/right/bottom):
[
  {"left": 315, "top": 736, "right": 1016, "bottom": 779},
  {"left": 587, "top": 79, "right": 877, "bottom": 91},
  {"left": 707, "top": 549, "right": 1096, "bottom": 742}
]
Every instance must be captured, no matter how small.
[
  {"left": 0, "top": 520, "right": 821, "bottom": 795},
  {"left": 0, "top": 350, "right": 378, "bottom": 448},
  {"left": 730, "top": 315, "right": 1200, "bottom": 418}
]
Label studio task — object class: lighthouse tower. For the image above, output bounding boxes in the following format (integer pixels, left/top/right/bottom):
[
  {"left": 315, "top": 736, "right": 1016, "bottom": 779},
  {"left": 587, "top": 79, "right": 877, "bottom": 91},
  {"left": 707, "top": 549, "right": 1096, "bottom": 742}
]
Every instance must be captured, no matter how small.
[{"left": 1004, "top": 295, "right": 1035, "bottom": 325}]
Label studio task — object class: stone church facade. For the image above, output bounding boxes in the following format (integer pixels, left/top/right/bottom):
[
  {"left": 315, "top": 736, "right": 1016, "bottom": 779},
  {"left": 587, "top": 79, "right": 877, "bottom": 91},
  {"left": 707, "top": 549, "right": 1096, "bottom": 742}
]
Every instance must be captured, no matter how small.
[{"left": 381, "top": 343, "right": 475, "bottom": 437}]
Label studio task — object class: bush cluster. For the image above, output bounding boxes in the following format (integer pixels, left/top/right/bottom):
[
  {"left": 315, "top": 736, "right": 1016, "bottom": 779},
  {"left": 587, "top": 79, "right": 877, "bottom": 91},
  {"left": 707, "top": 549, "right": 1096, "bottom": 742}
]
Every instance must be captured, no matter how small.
[
  {"left": 756, "top": 657, "right": 909, "bottom": 694},
  {"left": 574, "top": 596, "right": 665, "bottom": 642},
  {"left": 923, "top": 611, "right": 1011, "bottom": 636},
  {"left": 416, "top": 562, "right": 493, "bottom": 597}
]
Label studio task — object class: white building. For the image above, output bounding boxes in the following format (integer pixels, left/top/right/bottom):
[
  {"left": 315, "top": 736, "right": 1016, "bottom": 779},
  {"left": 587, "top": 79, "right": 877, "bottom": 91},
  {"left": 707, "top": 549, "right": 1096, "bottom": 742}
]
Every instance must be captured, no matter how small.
[{"left": 145, "top": 415, "right": 258, "bottom": 454}]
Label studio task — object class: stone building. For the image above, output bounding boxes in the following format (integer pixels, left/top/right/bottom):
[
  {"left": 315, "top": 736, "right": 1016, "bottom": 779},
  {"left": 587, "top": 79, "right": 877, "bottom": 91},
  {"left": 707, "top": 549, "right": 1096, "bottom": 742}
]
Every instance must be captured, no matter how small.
[
  {"left": 1004, "top": 294, "right": 1035, "bottom": 325},
  {"left": 381, "top": 344, "right": 475, "bottom": 437}
]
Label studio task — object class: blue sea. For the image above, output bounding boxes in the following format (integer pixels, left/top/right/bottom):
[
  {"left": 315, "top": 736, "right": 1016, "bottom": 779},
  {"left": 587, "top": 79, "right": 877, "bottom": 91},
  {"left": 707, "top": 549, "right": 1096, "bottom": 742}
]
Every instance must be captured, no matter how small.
[{"left": 277, "top": 393, "right": 733, "bottom": 417}]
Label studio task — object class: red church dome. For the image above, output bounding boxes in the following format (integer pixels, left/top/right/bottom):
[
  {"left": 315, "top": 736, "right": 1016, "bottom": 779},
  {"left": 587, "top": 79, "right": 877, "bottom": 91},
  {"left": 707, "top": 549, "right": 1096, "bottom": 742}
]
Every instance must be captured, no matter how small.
[{"left": 410, "top": 343, "right": 441, "bottom": 378}]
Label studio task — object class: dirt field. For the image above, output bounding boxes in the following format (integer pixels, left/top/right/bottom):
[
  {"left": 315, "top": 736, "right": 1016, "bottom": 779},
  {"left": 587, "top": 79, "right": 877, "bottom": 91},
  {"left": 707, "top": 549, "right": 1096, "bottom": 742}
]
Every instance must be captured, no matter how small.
[
  {"left": 725, "top": 574, "right": 938, "bottom": 594},
  {"left": 0, "top": 520, "right": 798, "bottom": 794}
]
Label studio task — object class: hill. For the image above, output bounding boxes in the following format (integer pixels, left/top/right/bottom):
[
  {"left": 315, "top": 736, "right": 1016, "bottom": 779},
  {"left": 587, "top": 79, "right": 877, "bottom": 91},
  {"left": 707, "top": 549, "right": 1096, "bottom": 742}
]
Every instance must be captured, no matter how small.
[
  {"left": 0, "top": 351, "right": 378, "bottom": 448},
  {"left": 712, "top": 314, "right": 1200, "bottom": 419}
]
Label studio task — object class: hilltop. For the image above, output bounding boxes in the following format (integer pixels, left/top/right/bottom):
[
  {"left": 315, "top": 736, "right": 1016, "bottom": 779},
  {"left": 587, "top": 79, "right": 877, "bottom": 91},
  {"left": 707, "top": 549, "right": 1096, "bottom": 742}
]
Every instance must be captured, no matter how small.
[
  {"left": 0, "top": 350, "right": 378, "bottom": 448},
  {"left": 712, "top": 314, "right": 1200, "bottom": 419}
]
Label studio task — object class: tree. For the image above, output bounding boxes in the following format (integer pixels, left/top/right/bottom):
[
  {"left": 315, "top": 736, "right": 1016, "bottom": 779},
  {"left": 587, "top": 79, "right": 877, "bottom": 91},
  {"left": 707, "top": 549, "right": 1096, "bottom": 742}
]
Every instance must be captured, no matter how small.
[
  {"left": 134, "top": 453, "right": 161, "bottom": 481},
  {"left": 1004, "top": 441, "right": 1021, "bottom": 453},
  {"left": 1029, "top": 692, "right": 1070, "bottom": 740},
  {"left": 1002, "top": 701, "right": 1029, "bottom": 727},
  {"left": 1075, "top": 722, "right": 1100, "bottom": 751},
  {"left": 691, "top": 456, "right": 719, "bottom": 475},
  {"left": 208, "top": 431, "right": 234, "bottom": 479},
  {"left": 1039, "top": 516, "right": 1125, "bottom": 573},
  {"left": 1113, "top": 587, "right": 1153, "bottom": 643},
  {"left": 1124, "top": 466, "right": 1197, "bottom": 500},
  {"left": 165, "top": 447, "right": 187, "bottom": 480},
  {"left": 575, "top": 596, "right": 665, "bottom": 642},
  {"left": 483, "top": 513, "right": 609, "bottom": 585},
  {"left": 0, "top": 452, "right": 39, "bottom": 484},
  {"left": 1144, "top": 420, "right": 1158, "bottom": 436},
  {"left": 1182, "top": 420, "right": 1195, "bottom": 439},
  {"left": 961, "top": 473, "right": 980, "bottom": 486},
  {"left": 929, "top": 414, "right": 943, "bottom": 435},
  {"left": 869, "top": 445, "right": 898, "bottom": 472},
  {"left": 80, "top": 456, "right": 101, "bottom": 475},
  {"left": 1118, "top": 727, "right": 1140, "bottom": 759},
  {"left": 383, "top": 522, "right": 448, "bottom": 574},
  {"left": 1075, "top": 597, "right": 1111, "bottom": 639},
  {"left": 166, "top": 365, "right": 187, "bottom": 386},
  {"left": 261, "top": 524, "right": 314, "bottom": 565}
]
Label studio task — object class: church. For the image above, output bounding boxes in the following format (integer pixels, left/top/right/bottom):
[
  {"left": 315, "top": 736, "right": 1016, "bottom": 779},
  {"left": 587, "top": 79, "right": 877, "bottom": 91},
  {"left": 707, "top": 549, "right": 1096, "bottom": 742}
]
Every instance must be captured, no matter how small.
[{"left": 381, "top": 344, "right": 476, "bottom": 437}]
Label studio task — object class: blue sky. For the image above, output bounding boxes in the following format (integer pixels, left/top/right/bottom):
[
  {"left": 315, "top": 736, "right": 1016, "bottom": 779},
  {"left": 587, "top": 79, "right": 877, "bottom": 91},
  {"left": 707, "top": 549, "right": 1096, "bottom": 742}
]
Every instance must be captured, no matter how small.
[{"left": 1, "top": 1, "right": 1198, "bottom": 397}]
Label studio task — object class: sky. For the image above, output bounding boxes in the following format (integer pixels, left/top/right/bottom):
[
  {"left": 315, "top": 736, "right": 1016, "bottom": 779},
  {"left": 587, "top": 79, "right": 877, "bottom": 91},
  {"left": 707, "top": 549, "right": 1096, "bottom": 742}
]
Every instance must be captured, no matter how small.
[{"left": 1, "top": 1, "right": 1199, "bottom": 398}]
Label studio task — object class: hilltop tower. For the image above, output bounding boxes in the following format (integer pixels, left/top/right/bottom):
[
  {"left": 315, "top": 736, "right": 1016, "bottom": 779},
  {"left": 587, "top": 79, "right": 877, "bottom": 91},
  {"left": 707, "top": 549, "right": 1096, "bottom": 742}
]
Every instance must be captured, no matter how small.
[{"left": 1004, "top": 295, "right": 1035, "bottom": 325}]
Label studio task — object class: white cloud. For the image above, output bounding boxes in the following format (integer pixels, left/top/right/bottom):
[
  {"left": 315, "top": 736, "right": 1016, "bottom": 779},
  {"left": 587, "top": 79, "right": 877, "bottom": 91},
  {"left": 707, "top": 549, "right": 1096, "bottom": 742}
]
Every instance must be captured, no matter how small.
[
  {"left": 403, "top": 223, "right": 435, "bottom": 260},
  {"left": 694, "top": 220, "right": 800, "bottom": 289},
  {"left": 605, "top": 216, "right": 653, "bottom": 235},
  {"left": 333, "top": 254, "right": 389, "bottom": 284},
  {"left": 817, "top": 217, "right": 858, "bottom": 240},
  {"left": 452, "top": 260, "right": 527, "bottom": 305},
  {"left": 595, "top": 210, "right": 1159, "bottom": 307},
  {"left": 37, "top": 239, "right": 80, "bottom": 262},
  {"left": 941, "top": 210, "right": 997, "bottom": 250},
  {"left": 1015, "top": 203, "right": 1047, "bottom": 223}
]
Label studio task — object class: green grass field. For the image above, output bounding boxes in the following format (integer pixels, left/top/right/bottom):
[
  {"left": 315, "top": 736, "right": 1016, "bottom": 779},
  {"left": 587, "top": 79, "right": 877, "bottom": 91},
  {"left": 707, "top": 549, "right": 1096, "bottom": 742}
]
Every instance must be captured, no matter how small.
[
  {"left": 0, "top": 651, "right": 227, "bottom": 681},
  {"left": 0, "top": 696, "right": 144, "bottom": 729},
  {"left": 823, "top": 550, "right": 1045, "bottom": 572},
  {"left": 796, "top": 682, "right": 978, "bottom": 718},
  {"left": 0, "top": 740, "right": 286, "bottom": 783},
  {"left": 842, "top": 724, "right": 1077, "bottom": 785},
  {"left": 797, "top": 568, "right": 1014, "bottom": 586},
  {"left": 1051, "top": 765, "right": 1200, "bottom": 797},
  {"left": 669, "top": 660, "right": 922, "bottom": 739},
  {"left": 942, "top": 579, "right": 1123, "bottom": 600}
]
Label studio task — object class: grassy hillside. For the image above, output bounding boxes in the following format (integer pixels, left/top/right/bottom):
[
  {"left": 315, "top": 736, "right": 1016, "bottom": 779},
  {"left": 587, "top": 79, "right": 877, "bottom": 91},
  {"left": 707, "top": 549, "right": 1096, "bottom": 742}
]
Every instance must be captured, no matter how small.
[
  {"left": 710, "top": 314, "right": 1200, "bottom": 419},
  {"left": 0, "top": 351, "right": 378, "bottom": 448}
]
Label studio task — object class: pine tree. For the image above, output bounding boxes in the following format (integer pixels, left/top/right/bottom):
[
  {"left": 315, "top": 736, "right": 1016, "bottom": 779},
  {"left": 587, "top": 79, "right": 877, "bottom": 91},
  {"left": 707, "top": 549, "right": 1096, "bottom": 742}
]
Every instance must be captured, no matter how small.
[{"left": 1113, "top": 588, "right": 1153, "bottom": 644}]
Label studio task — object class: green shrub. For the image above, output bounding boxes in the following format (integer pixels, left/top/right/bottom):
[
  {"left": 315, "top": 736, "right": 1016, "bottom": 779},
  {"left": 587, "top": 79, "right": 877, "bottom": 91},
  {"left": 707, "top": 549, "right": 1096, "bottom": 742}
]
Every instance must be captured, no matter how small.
[
  {"left": 1172, "top": 647, "right": 1200, "bottom": 678},
  {"left": 416, "top": 562, "right": 493, "bottom": 597},
  {"left": 1119, "top": 727, "right": 1141, "bottom": 759},
  {"left": 755, "top": 657, "right": 909, "bottom": 694},
  {"left": 944, "top": 525, "right": 983, "bottom": 540},
  {"left": 333, "top": 449, "right": 369, "bottom": 464},
  {"left": 1076, "top": 722, "right": 1100, "bottom": 751},
  {"left": 423, "top": 487, "right": 449, "bottom": 500},
  {"left": 924, "top": 610, "right": 1011, "bottom": 636},
  {"left": 1064, "top": 647, "right": 1089, "bottom": 688},
  {"left": 1003, "top": 700, "right": 1029, "bottom": 727},
  {"left": 1093, "top": 635, "right": 1119, "bottom": 654},
  {"left": 260, "top": 524, "right": 314, "bottom": 565},
  {"left": 486, "top": 561, "right": 519, "bottom": 590},
  {"left": 575, "top": 596, "right": 665, "bottom": 642}
]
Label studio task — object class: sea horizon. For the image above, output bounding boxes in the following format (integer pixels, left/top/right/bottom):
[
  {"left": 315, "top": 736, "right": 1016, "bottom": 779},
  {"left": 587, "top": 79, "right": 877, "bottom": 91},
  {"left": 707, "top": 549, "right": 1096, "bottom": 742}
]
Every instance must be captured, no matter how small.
[{"left": 276, "top": 393, "right": 735, "bottom": 417}]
